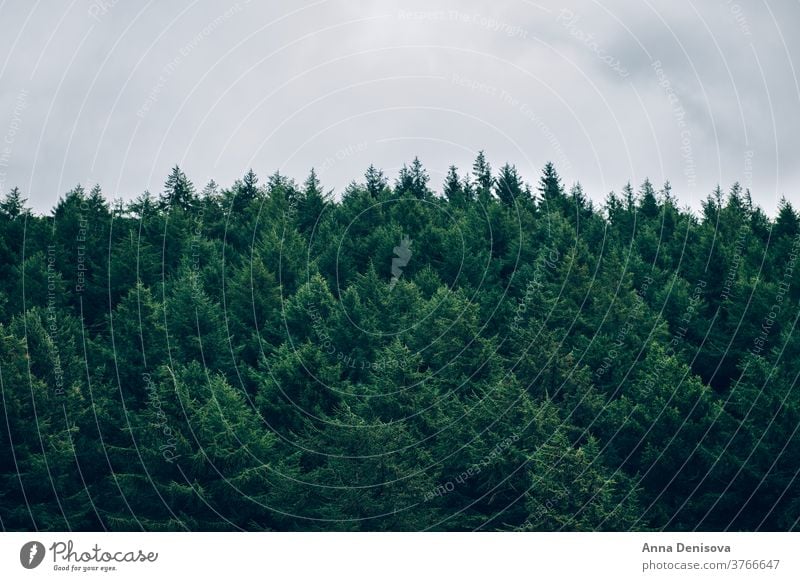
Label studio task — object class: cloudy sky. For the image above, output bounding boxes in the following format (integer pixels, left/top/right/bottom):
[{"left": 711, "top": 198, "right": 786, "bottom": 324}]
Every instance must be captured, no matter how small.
[{"left": 0, "top": 0, "right": 797, "bottom": 213}]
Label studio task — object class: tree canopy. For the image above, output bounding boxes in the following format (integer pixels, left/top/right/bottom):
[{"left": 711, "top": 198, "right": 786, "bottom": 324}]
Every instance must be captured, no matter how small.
[{"left": 1, "top": 156, "right": 798, "bottom": 531}]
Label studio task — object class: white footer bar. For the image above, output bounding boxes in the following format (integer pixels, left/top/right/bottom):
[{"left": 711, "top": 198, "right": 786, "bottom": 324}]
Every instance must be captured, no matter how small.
[{"left": 2, "top": 532, "right": 797, "bottom": 579}]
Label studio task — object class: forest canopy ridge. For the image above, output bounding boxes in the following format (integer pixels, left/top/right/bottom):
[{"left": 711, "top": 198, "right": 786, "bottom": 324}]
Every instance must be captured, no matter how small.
[{"left": 1, "top": 152, "right": 799, "bottom": 532}]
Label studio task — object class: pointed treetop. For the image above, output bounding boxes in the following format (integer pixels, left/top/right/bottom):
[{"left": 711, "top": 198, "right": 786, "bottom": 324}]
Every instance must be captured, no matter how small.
[
  {"left": 267, "top": 170, "right": 293, "bottom": 190},
  {"left": 570, "top": 182, "right": 588, "bottom": 209},
  {"left": 241, "top": 169, "right": 259, "bottom": 198},
  {"left": 396, "top": 157, "right": 429, "bottom": 198},
  {"left": 396, "top": 163, "right": 414, "bottom": 193},
  {"left": 726, "top": 182, "right": 747, "bottom": 216},
  {"left": 88, "top": 183, "right": 109, "bottom": 213},
  {"left": 0, "top": 186, "right": 27, "bottom": 219},
  {"left": 776, "top": 196, "right": 799, "bottom": 237},
  {"left": 162, "top": 165, "right": 195, "bottom": 210},
  {"left": 538, "top": 162, "right": 563, "bottom": 202},
  {"left": 443, "top": 165, "right": 462, "bottom": 203},
  {"left": 304, "top": 168, "right": 321, "bottom": 196},
  {"left": 622, "top": 182, "right": 635, "bottom": 207},
  {"left": 201, "top": 180, "right": 219, "bottom": 198},
  {"left": 701, "top": 185, "right": 724, "bottom": 221},
  {"left": 660, "top": 180, "right": 674, "bottom": 204},
  {"left": 495, "top": 163, "right": 524, "bottom": 206},
  {"left": 639, "top": 179, "right": 659, "bottom": 217},
  {"left": 410, "top": 157, "right": 429, "bottom": 192},
  {"left": 365, "top": 165, "right": 387, "bottom": 197},
  {"left": 472, "top": 151, "right": 493, "bottom": 193}
]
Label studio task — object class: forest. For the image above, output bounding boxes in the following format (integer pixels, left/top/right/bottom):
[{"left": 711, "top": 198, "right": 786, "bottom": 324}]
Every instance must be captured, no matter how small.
[{"left": 0, "top": 154, "right": 798, "bottom": 531}]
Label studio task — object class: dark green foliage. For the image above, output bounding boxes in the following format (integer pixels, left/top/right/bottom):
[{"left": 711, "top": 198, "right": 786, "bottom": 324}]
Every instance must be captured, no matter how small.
[
  {"left": 364, "top": 165, "right": 388, "bottom": 198},
  {"left": 161, "top": 165, "right": 196, "bottom": 211},
  {"left": 1, "top": 160, "right": 798, "bottom": 531}
]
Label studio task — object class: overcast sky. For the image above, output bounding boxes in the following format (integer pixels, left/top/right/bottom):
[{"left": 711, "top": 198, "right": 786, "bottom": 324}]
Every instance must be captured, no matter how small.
[{"left": 0, "top": 0, "right": 798, "bottom": 214}]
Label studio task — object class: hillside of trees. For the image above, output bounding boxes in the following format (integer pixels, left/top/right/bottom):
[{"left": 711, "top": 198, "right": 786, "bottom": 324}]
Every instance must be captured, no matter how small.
[{"left": 1, "top": 154, "right": 798, "bottom": 531}]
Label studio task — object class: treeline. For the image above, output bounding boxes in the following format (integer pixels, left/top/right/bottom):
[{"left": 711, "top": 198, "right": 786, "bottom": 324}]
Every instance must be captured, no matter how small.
[{"left": 0, "top": 154, "right": 798, "bottom": 531}]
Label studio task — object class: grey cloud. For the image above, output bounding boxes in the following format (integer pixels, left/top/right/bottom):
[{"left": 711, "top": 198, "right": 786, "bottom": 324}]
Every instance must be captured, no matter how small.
[{"left": 0, "top": 0, "right": 797, "bottom": 213}]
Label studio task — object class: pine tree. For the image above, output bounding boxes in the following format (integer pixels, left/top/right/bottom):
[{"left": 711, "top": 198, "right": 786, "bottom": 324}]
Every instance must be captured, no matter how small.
[
  {"left": 161, "top": 165, "right": 195, "bottom": 210},
  {"left": 227, "top": 168, "right": 260, "bottom": 213},
  {"left": 537, "top": 162, "right": 563, "bottom": 209},
  {"left": 639, "top": 178, "right": 659, "bottom": 218},
  {"left": 443, "top": 165, "right": 464, "bottom": 205},
  {"left": 472, "top": 151, "right": 493, "bottom": 199},
  {"left": 0, "top": 186, "right": 26, "bottom": 219},
  {"left": 365, "top": 164, "right": 387, "bottom": 197},
  {"left": 409, "top": 157, "right": 430, "bottom": 198},
  {"left": 495, "top": 163, "right": 524, "bottom": 206},
  {"left": 296, "top": 168, "right": 329, "bottom": 233},
  {"left": 775, "top": 196, "right": 799, "bottom": 239}
]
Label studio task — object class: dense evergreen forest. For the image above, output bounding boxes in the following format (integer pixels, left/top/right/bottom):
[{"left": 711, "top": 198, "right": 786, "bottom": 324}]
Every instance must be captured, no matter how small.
[{"left": 1, "top": 154, "right": 798, "bottom": 531}]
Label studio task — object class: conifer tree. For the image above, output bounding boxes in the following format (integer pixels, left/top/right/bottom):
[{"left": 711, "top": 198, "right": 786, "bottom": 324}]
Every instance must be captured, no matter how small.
[{"left": 161, "top": 165, "right": 195, "bottom": 210}]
